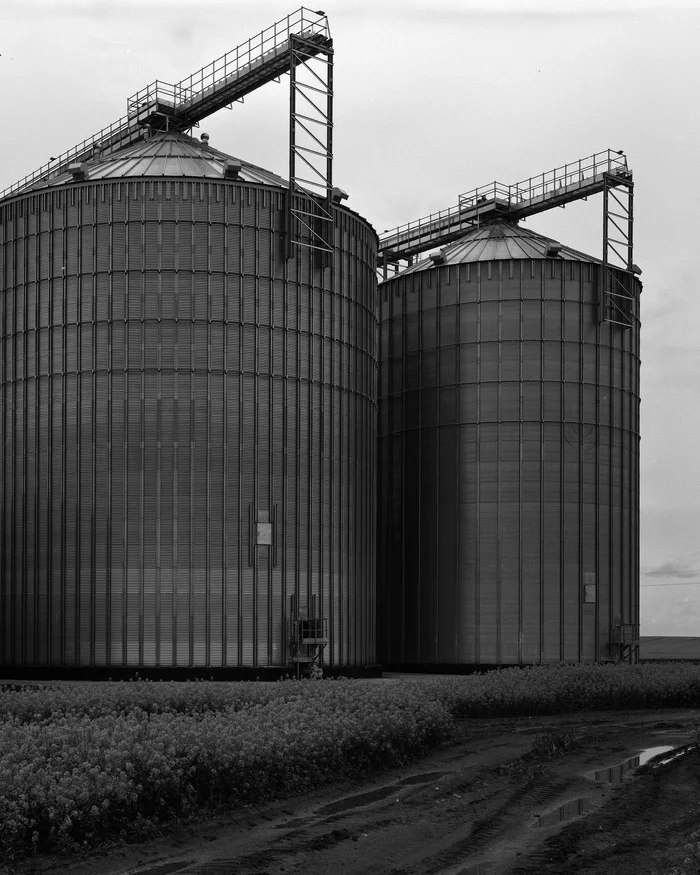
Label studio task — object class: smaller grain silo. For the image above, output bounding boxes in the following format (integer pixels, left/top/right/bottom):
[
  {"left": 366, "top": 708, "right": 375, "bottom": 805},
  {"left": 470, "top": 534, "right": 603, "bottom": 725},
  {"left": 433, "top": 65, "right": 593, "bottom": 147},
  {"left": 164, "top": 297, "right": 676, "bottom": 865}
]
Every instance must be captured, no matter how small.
[{"left": 378, "top": 211, "right": 641, "bottom": 668}]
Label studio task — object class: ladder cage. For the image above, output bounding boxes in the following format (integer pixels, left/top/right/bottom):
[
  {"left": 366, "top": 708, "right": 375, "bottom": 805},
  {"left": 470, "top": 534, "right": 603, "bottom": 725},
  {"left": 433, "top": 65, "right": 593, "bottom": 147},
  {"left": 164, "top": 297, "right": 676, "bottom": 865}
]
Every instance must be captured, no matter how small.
[
  {"left": 287, "top": 33, "right": 334, "bottom": 260},
  {"left": 600, "top": 172, "right": 635, "bottom": 328}
]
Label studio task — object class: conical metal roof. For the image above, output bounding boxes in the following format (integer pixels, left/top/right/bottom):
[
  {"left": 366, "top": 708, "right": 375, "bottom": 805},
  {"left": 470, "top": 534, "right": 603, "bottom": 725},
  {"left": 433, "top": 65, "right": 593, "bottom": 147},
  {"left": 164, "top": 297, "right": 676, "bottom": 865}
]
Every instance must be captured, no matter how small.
[
  {"left": 30, "top": 131, "right": 287, "bottom": 190},
  {"left": 398, "top": 219, "right": 601, "bottom": 275}
]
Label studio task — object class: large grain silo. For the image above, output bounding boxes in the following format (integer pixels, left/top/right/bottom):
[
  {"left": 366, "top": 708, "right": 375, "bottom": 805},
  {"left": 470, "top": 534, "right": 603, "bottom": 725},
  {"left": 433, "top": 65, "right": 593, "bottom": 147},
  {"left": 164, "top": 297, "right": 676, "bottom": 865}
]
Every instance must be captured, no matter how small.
[
  {"left": 0, "top": 127, "right": 378, "bottom": 675},
  {"left": 377, "top": 218, "right": 641, "bottom": 668}
]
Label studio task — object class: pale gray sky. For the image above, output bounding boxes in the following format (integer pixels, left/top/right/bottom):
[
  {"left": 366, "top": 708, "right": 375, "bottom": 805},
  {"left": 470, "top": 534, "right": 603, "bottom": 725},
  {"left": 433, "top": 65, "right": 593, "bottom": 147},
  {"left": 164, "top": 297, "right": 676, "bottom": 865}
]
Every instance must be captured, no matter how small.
[{"left": 2, "top": 0, "right": 699, "bottom": 635}]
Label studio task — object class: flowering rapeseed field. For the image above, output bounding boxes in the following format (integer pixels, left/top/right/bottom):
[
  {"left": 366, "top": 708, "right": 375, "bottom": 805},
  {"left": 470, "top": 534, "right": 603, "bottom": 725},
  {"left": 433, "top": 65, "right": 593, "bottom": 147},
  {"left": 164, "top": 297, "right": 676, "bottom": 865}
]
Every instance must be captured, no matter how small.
[
  {"left": 2, "top": 662, "right": 700, "bottom": 860},
  {"left": 0, "top": 678, "right": 451, "bottom": 859}
]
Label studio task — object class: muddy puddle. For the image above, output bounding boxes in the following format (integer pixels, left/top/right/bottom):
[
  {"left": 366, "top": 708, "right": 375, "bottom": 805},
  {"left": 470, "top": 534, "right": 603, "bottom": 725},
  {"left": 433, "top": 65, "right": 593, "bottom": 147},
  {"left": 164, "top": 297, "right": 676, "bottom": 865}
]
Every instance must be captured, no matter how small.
[
  {"left": 535, "top": 797, "right": 595, "bottom": 828},
  {"left": 586, "top": 743, "right": 688, "bottom": 785},
  {"left": 531, "top": 743, "right": 687, "bottom": 833}
]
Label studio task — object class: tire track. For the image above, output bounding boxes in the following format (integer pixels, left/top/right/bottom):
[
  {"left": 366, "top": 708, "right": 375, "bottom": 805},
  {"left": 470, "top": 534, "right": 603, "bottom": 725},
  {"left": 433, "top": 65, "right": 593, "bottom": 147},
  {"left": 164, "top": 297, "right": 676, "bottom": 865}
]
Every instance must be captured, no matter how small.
[{"left": 412, "top": 775, "right": 574, "bottom": 873}]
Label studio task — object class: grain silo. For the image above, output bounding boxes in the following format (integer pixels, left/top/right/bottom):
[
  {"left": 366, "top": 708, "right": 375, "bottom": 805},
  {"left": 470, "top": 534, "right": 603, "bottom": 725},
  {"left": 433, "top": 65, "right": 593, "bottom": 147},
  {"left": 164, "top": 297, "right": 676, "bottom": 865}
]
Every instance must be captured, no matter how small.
[
  {"left": 377, "top": 161, "right": 641, "bottom": 667},
  {"left": 0, "top": 10, "right": 378, "bottom": 677}
]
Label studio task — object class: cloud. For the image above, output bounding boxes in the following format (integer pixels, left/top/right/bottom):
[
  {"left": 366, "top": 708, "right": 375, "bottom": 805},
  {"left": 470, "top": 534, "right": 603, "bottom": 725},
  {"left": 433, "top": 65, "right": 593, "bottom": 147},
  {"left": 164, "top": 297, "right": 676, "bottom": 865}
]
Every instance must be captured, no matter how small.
[
  {"left": 641, "top": 589, "right": 700, "bottom": 635},
  {"left": 643, "top": 560, "right": 700, "bottom": 579},
  {"left": 167, "top": 20, "right": 194, "bottom": 45}
]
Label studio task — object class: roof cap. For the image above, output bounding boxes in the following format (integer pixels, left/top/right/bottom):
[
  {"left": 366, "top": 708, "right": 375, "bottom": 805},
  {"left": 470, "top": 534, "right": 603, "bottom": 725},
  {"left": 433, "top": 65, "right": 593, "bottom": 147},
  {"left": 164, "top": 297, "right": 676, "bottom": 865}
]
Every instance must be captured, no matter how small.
[
  {"left": 19, "top": 131, "right": 288, "bottom": 191},
  {"left": 394, "top": 219, "right": 601, "bottom": 275}
]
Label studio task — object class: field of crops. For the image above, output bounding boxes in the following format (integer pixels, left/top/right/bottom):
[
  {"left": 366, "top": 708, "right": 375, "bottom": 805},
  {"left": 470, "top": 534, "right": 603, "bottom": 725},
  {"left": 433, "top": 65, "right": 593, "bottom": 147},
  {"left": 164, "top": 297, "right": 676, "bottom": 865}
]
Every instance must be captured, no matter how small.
[{"left": 2, "top": 662, "right": 700, "bottom": 862}]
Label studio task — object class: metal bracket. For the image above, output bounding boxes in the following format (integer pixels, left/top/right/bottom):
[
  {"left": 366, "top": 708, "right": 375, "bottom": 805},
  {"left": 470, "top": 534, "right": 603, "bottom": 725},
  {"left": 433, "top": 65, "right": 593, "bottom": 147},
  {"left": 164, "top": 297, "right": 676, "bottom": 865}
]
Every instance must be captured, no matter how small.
[{"left": 248, "top": 503, "right": 278, "bottom": 567}]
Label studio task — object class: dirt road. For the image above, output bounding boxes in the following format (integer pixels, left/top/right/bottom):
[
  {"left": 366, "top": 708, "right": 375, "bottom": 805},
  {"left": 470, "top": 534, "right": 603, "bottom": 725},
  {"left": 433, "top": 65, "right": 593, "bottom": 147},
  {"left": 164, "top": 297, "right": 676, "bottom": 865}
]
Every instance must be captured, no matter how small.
[{"left": 9, "top": 708, "right": 700, "bottom": 875}]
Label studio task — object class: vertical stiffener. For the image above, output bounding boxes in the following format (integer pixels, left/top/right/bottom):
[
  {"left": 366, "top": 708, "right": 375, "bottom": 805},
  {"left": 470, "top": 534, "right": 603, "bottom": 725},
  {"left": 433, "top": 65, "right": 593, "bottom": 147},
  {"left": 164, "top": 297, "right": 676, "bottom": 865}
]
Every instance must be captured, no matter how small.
[{"left": 377, "top": 220, "right": 641, "bottom": 666}]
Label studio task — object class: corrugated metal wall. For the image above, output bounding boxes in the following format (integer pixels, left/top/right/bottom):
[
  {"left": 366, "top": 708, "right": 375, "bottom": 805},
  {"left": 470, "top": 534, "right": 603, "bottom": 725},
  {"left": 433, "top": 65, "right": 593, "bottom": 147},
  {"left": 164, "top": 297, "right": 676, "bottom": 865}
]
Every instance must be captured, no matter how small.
[
  {"left": 378, "top": 257, "right": 641, "bottom": 665},
  {"left": 0, "top": 179, "right": 377, "bottom": 669}
]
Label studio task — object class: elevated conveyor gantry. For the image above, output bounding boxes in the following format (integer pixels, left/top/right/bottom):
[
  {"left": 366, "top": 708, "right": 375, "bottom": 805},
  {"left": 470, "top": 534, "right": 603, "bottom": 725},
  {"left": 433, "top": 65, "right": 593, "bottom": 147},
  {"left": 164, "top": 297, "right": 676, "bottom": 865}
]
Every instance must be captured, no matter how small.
[
  {"left": 378, "top": 149, "right": 636, "bottom": 326},
  {"left": 0, "top": 7, "right": 334, "bottom": 257}
]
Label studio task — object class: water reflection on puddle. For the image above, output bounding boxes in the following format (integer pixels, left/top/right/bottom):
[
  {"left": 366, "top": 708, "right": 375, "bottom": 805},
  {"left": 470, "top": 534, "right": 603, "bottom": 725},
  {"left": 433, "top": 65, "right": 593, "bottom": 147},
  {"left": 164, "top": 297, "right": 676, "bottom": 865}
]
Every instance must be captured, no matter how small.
[
  {"left": 638, "top": 745, "right": 676, "bottom": 766},
  {"left": 589, "top": 745, "right": 676, "bottom": 785},
  {"left": 535, "top": 798, "right": 594, "bottom": 827}
]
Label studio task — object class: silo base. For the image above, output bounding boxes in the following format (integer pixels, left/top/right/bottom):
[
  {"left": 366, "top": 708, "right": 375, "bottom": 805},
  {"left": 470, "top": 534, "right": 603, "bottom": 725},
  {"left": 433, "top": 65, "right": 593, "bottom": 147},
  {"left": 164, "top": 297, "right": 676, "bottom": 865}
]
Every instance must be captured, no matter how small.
[
  {"left": 0, "top": 664, "right": 384, "bottom": 684},
  {"left": 380, "top": 659, "right": 636, "bottom": 675}
]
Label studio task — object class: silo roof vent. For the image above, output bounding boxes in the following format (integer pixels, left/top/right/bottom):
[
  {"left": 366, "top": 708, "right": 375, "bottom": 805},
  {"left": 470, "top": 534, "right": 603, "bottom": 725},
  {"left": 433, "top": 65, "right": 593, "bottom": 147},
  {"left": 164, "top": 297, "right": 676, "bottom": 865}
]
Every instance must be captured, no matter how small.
[
  {"left": 68, "top": 162, "right": 87, "bottom": 180},
  {"left": 331, "top": 186, "right": 349, "bottom": 204},
  {"left": 223, "top": 159, "right": 241, "bottom": 179}
]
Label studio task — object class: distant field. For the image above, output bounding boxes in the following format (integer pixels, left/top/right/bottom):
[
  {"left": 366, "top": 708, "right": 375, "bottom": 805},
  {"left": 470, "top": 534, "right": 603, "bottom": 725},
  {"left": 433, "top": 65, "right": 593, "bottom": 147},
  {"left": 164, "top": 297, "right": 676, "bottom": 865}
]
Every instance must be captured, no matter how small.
[{"left": 640, "top": 636, "right": 700, "bottom": 661}]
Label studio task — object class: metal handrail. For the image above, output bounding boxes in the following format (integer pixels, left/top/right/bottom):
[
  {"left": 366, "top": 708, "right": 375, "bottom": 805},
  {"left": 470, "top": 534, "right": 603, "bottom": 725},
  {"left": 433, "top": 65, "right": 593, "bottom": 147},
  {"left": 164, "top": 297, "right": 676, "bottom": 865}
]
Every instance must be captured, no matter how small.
[
  {"left": 459, "top": 149, "right": 628, "bottom": 208},
  {"left": 380, "top": 202, "right": 473, "bottom": 250},
  {"left": 291, "top": 617, "right": 328, "bottom": 641},
  {"left": 380, "top": 149, "right": 629, "bottom": 250},
  {"left": 126, "top": 79, "right": 196, "bottom": 114},
  {"left": 0, "top": 7, "right": 330, "bottom": 203},
  {"left": 127, "top": 8, "right": 328, "bottom": 115},
  {"left": 177, "top": 8, "right": 327, "bottom": 100},
  {"left": 0, "top": 114, "right": 134, "bottom": 202},
  {"left": 613, "top": 622, "right": 640, "bottom": 643}
]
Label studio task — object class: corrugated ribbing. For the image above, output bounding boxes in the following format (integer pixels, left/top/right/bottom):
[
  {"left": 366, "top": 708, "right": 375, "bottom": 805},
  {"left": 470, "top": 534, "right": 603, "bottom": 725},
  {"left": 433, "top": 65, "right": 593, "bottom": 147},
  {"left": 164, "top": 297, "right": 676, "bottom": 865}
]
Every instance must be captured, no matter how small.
[
  {"left": 378, "top": 258, "right": 640, "bottom": 666},
  {"left": 0, "top": 180, "right": 377, "bottom": 669}
]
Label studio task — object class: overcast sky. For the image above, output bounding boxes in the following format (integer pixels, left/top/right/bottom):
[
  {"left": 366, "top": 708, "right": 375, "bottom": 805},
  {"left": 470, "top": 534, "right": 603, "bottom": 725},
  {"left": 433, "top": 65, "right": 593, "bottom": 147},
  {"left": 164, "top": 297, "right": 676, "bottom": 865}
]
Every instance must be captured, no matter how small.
[{"left": 2, "top": 0, "right": 699, "bottom": 637}]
